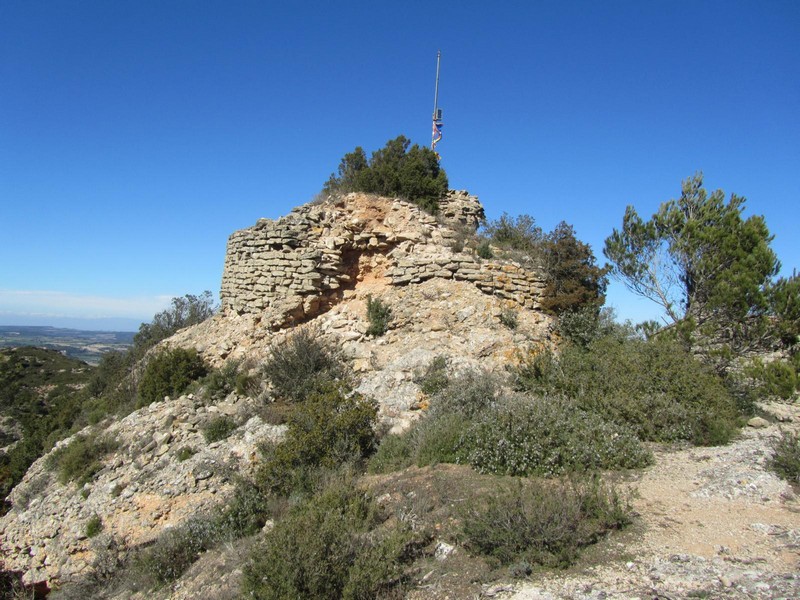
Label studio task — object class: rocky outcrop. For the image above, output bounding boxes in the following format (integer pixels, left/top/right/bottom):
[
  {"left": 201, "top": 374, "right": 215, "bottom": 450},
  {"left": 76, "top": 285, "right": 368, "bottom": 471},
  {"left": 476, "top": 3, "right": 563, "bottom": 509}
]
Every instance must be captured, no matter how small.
[{"left": 1, "top": 393, "right": 282, "bottom": 587}]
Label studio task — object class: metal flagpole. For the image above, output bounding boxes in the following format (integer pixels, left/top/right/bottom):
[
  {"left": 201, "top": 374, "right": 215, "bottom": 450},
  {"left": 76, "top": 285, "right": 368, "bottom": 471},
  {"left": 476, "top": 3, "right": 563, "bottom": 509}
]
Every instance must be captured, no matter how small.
[{"left": 431, "top": 51, "right": 443, "bottom": 152}]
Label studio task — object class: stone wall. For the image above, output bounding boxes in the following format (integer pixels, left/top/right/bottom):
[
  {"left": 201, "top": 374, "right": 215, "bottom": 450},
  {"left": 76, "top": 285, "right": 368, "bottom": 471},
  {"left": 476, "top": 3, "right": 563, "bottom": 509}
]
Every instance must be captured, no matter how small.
[{"left": 220, "top": 191, "right": 547, "bottom": 325}]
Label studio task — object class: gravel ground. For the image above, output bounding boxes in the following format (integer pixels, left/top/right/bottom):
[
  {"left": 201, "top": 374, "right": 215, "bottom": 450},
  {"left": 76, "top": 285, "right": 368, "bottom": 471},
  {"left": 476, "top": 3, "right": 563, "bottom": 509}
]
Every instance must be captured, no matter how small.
[{"left": 498, "top": 402, "right": 800, "bottom": 600}]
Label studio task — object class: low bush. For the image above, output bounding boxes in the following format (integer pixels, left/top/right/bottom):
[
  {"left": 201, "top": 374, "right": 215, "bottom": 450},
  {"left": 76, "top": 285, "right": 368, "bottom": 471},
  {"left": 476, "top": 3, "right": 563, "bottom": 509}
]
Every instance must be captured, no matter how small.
[
  {"left": 243, "top": 479, "right": 417, "bottom": 600},
  {"left": 768, "top": 429, "right": 800, "bottom": 485},
  {"left": 413, "top": 355, "right": 450, "bottom": 396},
  {"left": 198, "top": 359, "right": 241, "bottom": 402},
  {"left": 46, "top": 432, "right": 119, "bottom": 487},
  {"left": 85, "top": 515, "right": 103, "bottom": 538},
  {"left": 137, "top": 347, "right": 207, "bottom": 406},
  {"left": 513, "top": 334, "right": 739, "bottom": 445},
  {"left": 130, "top": 515, "right": 221, "bottom": 587},
  {"left": 499, "top": 308, "right": 518, "bottom": 330},
  {"left": 367, "top": 431, "right": 416, "bottom": 474},
  {"left": 366, "top": 295, "right": 392, "bottom": 337},
  {"left": 202, "top": 416, "right": 237, "bottom": 443},
  {"left": 176, "top": 446, "right": 196, "bottom": 462},
  {"left": 466, "top": 395, "right": 651, "bottom": 476},
  {"left": 746, "top": 358, "right": 798, "bottom": 400},
  {"left": 262, "top": 328, "right": 349, "bottom": 403},
  {"left": 428, "top": 369, "right": 500, "bottom": 419},
  {"left": 476, "top": 240, "right": 494, "bottom": 259},
  {"left": 460, "top": 475, "right": 630, "bottom": 569},
  {"left": 371, "top": 371, "right": 650, "bottom": 477},
  {"left": 255, "top": 384, "right": 378, "bottom": 497}
]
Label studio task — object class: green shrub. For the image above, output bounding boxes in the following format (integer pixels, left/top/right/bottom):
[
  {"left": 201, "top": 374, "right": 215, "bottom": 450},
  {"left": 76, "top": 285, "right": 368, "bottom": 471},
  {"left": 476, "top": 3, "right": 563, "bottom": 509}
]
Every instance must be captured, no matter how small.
[
  {"left": 85, "top": 515, "right": 103, "bottom": 538},
  {"left": 413, "top": 412, "right": 473, "bottom": 467},
  {"left": 131, "top": 515, "right": 221, "bottom": 587},
  {"left": 176, "top": 446, "right": 196, "bottom": 462},
  {"left": 202, "top": 416, "right": 237, "bottom": 443},
  {"left": 199, "top": 359, "right": 241, "bottom": 402},
  {"left": 484, "top": 213, "right": 543, "bottom": 255},
  {"left": 460, "top": 475, "right": 630, "bottom": 568},
  {"left": 513, "top": 334, "right": 739, "bottom": 445},
  {"left": 46, "top": 432, "right": 119, "bottom": 487},
  {"left": 414, "top": 355, "right": 450, "bottom": 396},
  {"left": 323, "top": 135, "right": 448, "bottom": 214},
  {"left": 768, "top": 429, "right": 800, "bottom": 485},
  {"left": 428, "top": 369, "right": 500, "bottom": 419},
  {"left": 366, "top": 295, "right": 392, "bottom": 337},
  {"left": 367, "top": 431, "right": 416, "bottom": 474},
  {"left": 499, "top": 308, "right": 518, "bottom": 330},
  {"left": 370, "top": 371, "right": 492, "bottom": 474},
  {"left": 255, "top": 385, "right": 378, "bottom": 497},
  {"left": 243, "top": 479, "right": 416, "bottom": 600},
  {"left": 262, "top": 328, "right": 349, "bottom": 403},
  {"left": 466, "top": 395, "right": 651, "bottom": 476},
  {"left": 137, "top": 347, "right": 207, "bottom": 406},
  {"left": 746, "top": 359, "right": 798, "bottom": 400},
  {"left": 476, "top": 240, "right": 494, "bottom": 259}
]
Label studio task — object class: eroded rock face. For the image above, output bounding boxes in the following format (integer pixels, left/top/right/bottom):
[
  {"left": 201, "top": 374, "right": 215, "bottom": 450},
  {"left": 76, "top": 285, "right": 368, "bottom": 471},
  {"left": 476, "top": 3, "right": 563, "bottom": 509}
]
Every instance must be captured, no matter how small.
[{"left": 0, "top": 394, "right": 282, "bottom": 587}]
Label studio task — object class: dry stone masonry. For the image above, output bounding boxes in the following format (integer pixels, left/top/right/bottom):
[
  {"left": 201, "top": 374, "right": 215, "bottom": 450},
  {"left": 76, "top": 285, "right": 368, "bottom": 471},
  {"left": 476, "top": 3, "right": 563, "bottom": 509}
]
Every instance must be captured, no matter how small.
[{"left": 220, "top": 190, "right": 547, "bottom": 327}]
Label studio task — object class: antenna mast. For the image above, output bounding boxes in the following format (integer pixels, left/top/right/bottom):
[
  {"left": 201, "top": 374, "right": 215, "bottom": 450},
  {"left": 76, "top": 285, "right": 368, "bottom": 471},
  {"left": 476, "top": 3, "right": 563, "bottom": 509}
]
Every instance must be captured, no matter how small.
[{"left": 431, "top": 50, "right": 443, "bottom": 154}]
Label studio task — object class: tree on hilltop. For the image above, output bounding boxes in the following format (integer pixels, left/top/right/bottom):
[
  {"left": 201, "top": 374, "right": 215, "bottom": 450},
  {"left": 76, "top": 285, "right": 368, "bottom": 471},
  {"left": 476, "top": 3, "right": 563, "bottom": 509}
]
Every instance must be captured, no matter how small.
[
  {"left": 323, "top": 135, "right": 448, "bottom": 214},
  {"left": 603, "top": 173, "right": 783, "bottom": 350}
]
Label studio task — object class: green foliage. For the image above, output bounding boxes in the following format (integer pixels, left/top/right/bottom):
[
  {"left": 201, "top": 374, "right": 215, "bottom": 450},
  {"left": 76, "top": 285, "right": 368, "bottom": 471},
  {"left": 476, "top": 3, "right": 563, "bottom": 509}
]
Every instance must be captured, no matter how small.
[
  {"left": 323, "top": 135, "right": 449, "bottom": 213},
  {"left": 475, "top": 240, "right": 494, "bottom": 259},
  {"left": 745, "top": 359, "right": 798, "bottom": 400},
  {"left": 466, "top": 395, "right": 651, "bottom": 476},
  {"left": 365, "top": 295, "right": 392, "bottom": 337},
  {"left": 201, "top": 416, "right": 237, "bottom": 443},
  {"left": 243, "top": 479, "right": 416, "bottom": 600},
  {"left": 255, "top": 385, "right": 378, "bottom": 497},
  {"left": 414, "top": 355, "right": 450, "bottom": 396},
  {"left": 367, "top": 432, "right": 416, "bottom": 474},
  {"left": 370, "top": 370, "right": 650, "bottom": 476},
  {"left": 198, "top": 359, "right": 241, "bottom": 402},
  {"left": 557, "top": 306, "right": 616, "bottom": 348},
  {"left": 45, "top": 432, "right": 118, "bottom": 487},
  {"left": 176, "top": 446, "right": 196, "bottom": 462},
  {"left": 85, "top": 515, "right": 103, "bottom": 538},
  {"left": 137, "top": 347, "right": 207, "bottom": 406},
  {"left": 768, "top": 274, "right": 800, "bottom": 347},
  {"left": 0, "top": 347, "right": 93, "bottom": 504},
  {"left": 131, "top": 515, "right": 222, "bottom": 587},
  {"left": 262, "top": 328, "right": 349, "bottom": 403},
  {"left": 604, "top": 173, "right": 780, "bottom": 337},
  {"left": 483, "top": 215, "right": 607, "bottom": 314},
  {"left": 540, "top": 222, "right": 608, "bottom": 314},
  {"left": 499, "top": 308, "right": 518, "bottom": 330},
  {"left": 484, "top": 213, "right": 543, "bottom": 255},
  {"left": 133, "top": 292, "right": 215, "bottom": 354},
  {"left": 428, "top": 369, "right": 500, "bottom": 419},
  {"left": 768, "top": 429, "right": 800, "bottom": 485},
  {"left": 460, "top": 476, "right": 630, "bottom": 569},
  {"left": 513, "top": 333, "right": 739, "bottom": 445}
]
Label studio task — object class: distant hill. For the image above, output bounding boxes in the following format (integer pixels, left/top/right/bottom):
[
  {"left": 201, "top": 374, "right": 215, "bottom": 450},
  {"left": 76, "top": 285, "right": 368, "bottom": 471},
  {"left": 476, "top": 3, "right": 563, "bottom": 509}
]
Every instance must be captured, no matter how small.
[{"left": 0, "top": 326, "right": 134, "bottom": 365}]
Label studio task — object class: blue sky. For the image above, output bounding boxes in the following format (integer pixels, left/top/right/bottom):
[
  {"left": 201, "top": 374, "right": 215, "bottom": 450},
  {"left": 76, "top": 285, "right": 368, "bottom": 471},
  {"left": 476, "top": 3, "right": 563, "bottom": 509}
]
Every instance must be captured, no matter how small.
[{"left": 1, "top": 1, "right": 798, "bottom": 331}]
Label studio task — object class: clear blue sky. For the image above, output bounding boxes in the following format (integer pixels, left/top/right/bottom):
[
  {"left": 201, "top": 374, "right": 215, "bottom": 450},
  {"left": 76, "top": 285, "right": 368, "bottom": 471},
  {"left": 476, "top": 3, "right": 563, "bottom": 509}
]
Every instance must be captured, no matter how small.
[{"left": 1, "top": 1, "right": 798, "bottom": 331}]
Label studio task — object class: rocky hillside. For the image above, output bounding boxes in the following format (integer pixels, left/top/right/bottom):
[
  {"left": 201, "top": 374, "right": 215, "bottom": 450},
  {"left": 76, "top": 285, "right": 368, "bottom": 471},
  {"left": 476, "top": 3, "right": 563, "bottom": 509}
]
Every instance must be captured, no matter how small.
[
  {"left": 3, "top": 191, "right": 797, "bottom": 599},
  {"left": 1, "top": 191, "right": 556, "bottom": 590}
]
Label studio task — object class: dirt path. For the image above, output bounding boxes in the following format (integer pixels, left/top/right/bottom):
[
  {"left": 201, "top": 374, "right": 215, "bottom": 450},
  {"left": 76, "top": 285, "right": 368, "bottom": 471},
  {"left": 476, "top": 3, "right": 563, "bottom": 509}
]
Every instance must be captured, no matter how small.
[{"left": 502, "top": 402, "right": 800, "bottom": 599}]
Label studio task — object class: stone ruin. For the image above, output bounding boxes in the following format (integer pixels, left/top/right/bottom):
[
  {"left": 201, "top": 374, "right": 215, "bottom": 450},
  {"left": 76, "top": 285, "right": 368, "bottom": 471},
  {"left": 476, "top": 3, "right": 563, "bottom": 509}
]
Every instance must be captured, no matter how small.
[{"left": 220, "top": 190, "right": 548, "bottom": 329}]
